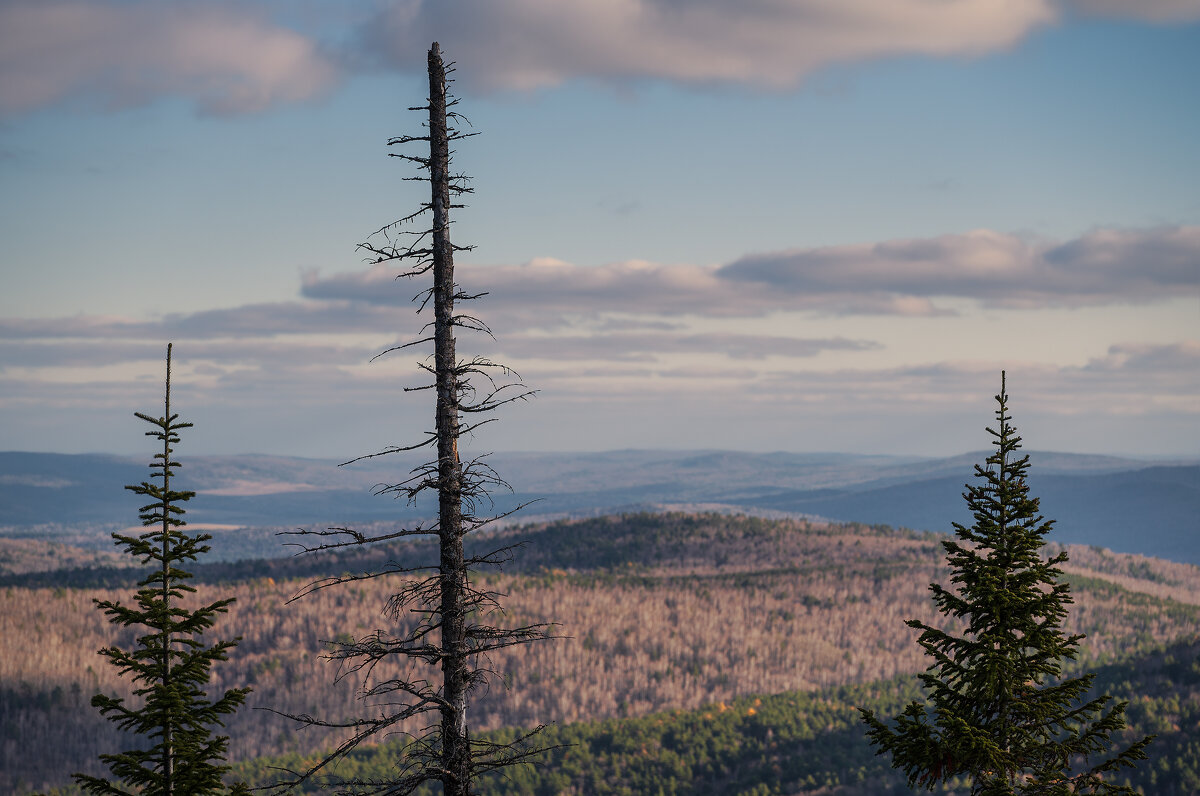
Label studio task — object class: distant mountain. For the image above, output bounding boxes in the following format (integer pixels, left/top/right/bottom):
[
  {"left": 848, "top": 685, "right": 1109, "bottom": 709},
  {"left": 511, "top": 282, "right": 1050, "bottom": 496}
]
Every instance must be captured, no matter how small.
[
  {"left": 747, "top": 464, "right": 1200, "bottom": 564},
  {"left": 0, "top": 449, "right": 1196, "bottom": 564},
  {"left": 0, "top": 452, "right": 146, "bottom": 526}
]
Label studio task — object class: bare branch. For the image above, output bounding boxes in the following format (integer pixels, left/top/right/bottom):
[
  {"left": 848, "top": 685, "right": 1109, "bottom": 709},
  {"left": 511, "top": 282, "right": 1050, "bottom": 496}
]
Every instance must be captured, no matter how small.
[{"left": 281, "top": 42, "right": 548, "bottom": 796}]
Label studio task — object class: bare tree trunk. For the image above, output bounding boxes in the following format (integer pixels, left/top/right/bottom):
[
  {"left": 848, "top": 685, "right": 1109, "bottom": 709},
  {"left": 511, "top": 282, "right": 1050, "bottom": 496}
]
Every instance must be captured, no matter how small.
[
  {"left": 161, "top": 343, "right": 175, "bottom": 796},
  {"left": 428, "top": 42, "right": 471, "bottom": 796},
  {"left": 273, "top": 41, "right": 552, "bottom": 796}
]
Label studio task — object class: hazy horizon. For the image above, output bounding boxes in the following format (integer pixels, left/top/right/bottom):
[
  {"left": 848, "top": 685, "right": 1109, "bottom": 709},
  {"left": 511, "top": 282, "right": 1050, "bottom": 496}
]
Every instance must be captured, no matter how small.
[{"left": 5, "top": 445, "right": 1197, "bottom": 464}]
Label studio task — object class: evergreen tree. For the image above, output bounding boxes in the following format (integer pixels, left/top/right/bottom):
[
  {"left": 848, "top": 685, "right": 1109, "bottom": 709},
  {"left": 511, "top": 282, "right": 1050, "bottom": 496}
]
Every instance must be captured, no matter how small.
[
  {"left": 74, "top": 344, "right": 250, "bottom": 796},
  {"left": 860, "top": 373, "right": 1153, "bottom": 794}
]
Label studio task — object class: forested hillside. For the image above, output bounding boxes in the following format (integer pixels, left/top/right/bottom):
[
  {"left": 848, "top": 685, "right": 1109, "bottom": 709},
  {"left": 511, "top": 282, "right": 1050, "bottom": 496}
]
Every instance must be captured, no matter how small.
[
  {"left": 5, "top": 513, "right": 1199, "bottom": 794},
  {"left": 227, "top": 636, "right": 1200, "bottom": 795}
]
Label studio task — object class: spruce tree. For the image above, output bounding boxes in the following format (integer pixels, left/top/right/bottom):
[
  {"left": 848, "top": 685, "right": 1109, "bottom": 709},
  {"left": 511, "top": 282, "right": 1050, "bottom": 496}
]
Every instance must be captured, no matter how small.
[
  {"left": 74, "top": 343, "right": 250, "bottom": 796},
  {"left": 860, "top": 373, "right": 1153, "bottom": 794}
]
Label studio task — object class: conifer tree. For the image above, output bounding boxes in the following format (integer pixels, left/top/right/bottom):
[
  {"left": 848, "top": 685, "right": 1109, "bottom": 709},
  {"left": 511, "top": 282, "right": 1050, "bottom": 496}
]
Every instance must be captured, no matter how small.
[
  {"left": 860, "top": 372, "right": 1153, "bottom": 794},
  {"left": 74, "top": 344, "right": 250, "bottom": 796}
]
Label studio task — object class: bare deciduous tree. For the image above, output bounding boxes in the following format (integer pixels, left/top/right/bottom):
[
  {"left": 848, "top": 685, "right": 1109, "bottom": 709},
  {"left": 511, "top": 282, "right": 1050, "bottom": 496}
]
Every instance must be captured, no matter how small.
[{"left": 270, "top": 43, "right": 551, "bottom": 796}]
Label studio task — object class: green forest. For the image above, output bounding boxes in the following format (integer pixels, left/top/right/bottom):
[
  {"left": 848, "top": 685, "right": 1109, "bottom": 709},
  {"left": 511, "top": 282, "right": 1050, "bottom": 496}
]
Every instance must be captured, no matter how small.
[{"left": 229, "top": 637, "right": 1200, "bottom": 795}]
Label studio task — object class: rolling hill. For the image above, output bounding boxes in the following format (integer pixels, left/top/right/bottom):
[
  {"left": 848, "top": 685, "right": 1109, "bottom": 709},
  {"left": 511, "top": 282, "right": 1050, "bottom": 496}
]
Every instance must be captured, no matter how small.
[{"left": 4, "top": 512, "right": 1199, "bottom": 794}]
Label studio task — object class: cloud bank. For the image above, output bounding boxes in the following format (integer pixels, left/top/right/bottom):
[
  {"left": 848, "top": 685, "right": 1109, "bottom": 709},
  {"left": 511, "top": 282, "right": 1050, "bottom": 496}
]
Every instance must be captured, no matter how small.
[
  {"left": 302, "top": 226, "right": 1200, "bottom": 326},
  {"left": 4, "top": 0, "right": 1197, "bottom": 117},
  {"left": 359, "top": 0, "right": 1199, "bottom": 93},
  {"left": 0, "top": 0, "right": 339, "bottom": 116},
  {"left": 361, "top": 0, "right": 1057, "bottom": 92},
  {"left": 1, "top": 224, "right": 1192, "bottom": 346},
  {"left": 1, "top": 224, "right": 1194, "bottom": 455},
  {"left": 722, "top": 226, "right": 1200, "bottom": 310}
]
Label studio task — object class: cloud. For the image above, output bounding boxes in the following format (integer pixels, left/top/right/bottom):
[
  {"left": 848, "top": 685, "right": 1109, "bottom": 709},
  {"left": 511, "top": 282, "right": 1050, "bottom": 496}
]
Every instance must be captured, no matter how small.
[
  {"left": 0, "top": 339, "right": 377, "bottom": 370},
  {"left": 360, "top": 0, "right": 1057, "bottom": 92},
  {"left": 0, "top": 303, "right": 416, "bottom": 341},
  {"left": 487, "top": 332, "right": 879, "bottom": 362},
  {"left": 3, "top": 326, "right": 1194, "bottom": 456},
  {"left": 721, "top": 226, "right": 1200, "bottom": 309},
  {"left": 303, "top": 225, "right": 1199, "bottom": 324},
  {"left": 1, "top": 225, "right": 1191, "bottom": 370},
  {"left": 12, "top": 339, "right": 1194, "bottom": 427},
  {"left": 0, "top": 340, "right": 163, "bottom": 368},
  {"left": 1042, "top": 227, "right": 1200, "bottom": 296},
  {"left": 495, "top": 345, "right": 1200, "bottom": 453},
  {"left": 1066, "top": 0, "right": 1200, "bottom": 23},
  {"left": 3, "top": 0, "right": 1193, "bottom": 120},
  {"left": 0, "top": 0, "right": 338, "bottom": 117},
  {"left": 304, "top": 256, "right": 945, "bottom": 325},
  {"left": 1, "top": 222, "right": 1195, "bottom": 459},
  {"left": 1083, "top": 341, "right": 1200, "bottom": 374},
  {"left": 0, "top": 319, "right": 877, "bottom": 379},
  {"left": 710, "top": 348, "right": 1200, "bottom": 417}
]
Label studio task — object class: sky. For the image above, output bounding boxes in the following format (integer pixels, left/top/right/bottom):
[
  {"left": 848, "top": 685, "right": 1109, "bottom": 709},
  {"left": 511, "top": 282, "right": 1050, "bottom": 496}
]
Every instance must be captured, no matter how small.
[{"left": 1, "top": 0, "right": 1198, "bottom": 460}]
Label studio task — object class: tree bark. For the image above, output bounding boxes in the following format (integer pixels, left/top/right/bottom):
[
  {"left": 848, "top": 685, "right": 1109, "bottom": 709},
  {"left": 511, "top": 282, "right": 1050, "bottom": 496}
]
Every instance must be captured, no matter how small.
[
  {"left": 162, "top": 342, "right": 174, "bottom": 796},
  {"left": 427, "top": 42, "right": 471, "bottom": 796}
]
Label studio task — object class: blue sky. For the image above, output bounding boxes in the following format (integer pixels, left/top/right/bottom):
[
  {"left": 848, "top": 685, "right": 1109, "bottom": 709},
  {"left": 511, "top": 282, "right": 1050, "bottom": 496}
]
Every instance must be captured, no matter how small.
[{"left": 1, "top": 0, "right": 1197, "bottom": 459}]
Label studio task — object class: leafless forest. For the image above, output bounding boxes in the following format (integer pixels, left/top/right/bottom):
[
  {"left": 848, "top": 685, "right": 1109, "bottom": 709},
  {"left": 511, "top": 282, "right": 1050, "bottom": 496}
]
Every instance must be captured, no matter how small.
[{"left": 4, "top": 514, "right": 1198, "bottom": 793}]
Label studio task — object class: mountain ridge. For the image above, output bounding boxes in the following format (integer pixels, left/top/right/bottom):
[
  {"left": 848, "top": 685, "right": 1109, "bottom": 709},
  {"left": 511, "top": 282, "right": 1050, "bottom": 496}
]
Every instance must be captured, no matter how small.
[{"left": 1, "top": 449, "right": 1196, "bottom": 564}]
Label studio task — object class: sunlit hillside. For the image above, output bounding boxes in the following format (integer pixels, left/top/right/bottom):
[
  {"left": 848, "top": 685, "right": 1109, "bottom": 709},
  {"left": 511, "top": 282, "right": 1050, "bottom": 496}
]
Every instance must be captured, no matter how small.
[{"left": 5, "top": 513, "right": 1199, "bottom": 794}]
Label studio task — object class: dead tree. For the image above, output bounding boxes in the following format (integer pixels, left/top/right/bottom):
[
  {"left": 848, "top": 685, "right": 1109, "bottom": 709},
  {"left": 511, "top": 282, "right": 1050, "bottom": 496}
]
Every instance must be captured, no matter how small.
[{"left": 272, "top": 43, "right": 550, "bottom": 795}]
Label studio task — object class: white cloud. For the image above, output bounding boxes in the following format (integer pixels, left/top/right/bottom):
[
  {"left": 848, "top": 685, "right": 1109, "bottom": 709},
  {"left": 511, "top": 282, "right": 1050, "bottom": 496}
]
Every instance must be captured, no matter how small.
[
  {"left": 0, "top": 0, "right": 338, "bottom": 116},
  {"left": 361, "top": 0, "right": 1057, "bottom": 92},
  {"left": 3, "top": 0, "right": 1193, "bottom": 119}
]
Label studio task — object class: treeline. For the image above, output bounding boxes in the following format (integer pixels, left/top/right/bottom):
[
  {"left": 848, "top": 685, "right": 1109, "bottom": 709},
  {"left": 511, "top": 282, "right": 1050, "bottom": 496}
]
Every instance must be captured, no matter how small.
[
  {"left": 2, "top": 513, "right": 934, "bottom": 592},
  {"left": 5, "top": 513, "right": 1200, "bottom": 793},
  {"left": 0, "top": 537, "right": 125, "bottom": 578},
  {"left": 6, "top": 512, "right": 1197, "bottom": 594},
  {"left": 3, "top": 513, "right": 887, "bottom": 589}
]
